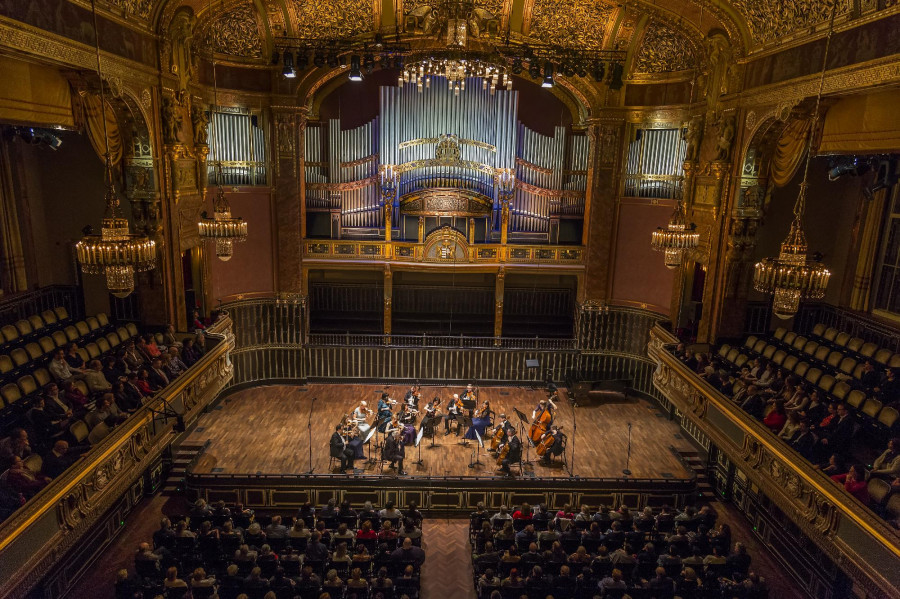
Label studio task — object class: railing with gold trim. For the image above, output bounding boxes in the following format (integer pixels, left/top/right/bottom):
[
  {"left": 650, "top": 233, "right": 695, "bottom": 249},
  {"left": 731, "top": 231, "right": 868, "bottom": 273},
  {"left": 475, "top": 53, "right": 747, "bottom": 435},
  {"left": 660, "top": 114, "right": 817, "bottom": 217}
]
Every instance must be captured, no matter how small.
[
  {"left": 302, "top": 239, "right": 584, "bottom": 265},
  {"left": 0, "top": 317, "right": 235, "bottom": 599},
  {"left": 648, "top": 324, "right": 900, "bottom": 599}
]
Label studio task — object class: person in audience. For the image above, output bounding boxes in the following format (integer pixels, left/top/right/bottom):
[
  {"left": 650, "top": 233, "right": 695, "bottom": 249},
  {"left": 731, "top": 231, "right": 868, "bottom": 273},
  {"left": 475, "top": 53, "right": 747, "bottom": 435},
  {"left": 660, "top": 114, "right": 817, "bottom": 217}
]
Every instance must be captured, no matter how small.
[
  {"left": 122, "top": 341, "right": 144, "bottom": 371},
  {"left": 790, "top": 420, "right": 818, "bottom": 460},
  {"left": 27, "top": 396, "right": 70, "bottom": 442},
  {"left": 4, "top": 456, "right": 50, "bottom": 497},
  {"left": 162, "top": 324, "right": 181, "bottom": 349},
  {"left": 322, "top": 569, "right": 343, "bottom": 594},
  {"left": 62, "top": 380, "right": 89, "bottom": 413},
  {"left": 65, "top": 343, "right": 86, "bottom": 370},
  {"left": 49, "top": 349, "right": 79, "bottom": 382},
  {"left": 763, "top": 399, "right": 788, "bottom": 432},
  {"left": 136, "top": 369, "right": 155, "bottom": 396},
  {"left": 265, "top": 515, "right": 288, "bottom": 539},
  {"left": 84, "top": 359, "right": 112, "bottom": 393},
  {"left": 305, "top": 531, "right": 329, "bottom": 562},
  {"left": 490, "top": 505, "right": 512, "bottom": 526},
  {"left": 182, "top": 337, "right": 202, "bottom": 366},
  {"left": 42, "top": 440, "right": 78, "bottom": 479},
  {"left": 125, "top": 372, "right": 149, "bottom": 400},
  {"left": 190, "top": 567, "right": 216, "bottom": 591},
  {"left": 831, "top": 463, "right": 870, "bottom": 504},
  {"left": 477, "top": 568, "right": 500, "bottom": 595},
  {"left": 869, "top": 438, "right": 900, "bottom": 480},
  {"left": 646, "top": 566, "right": 675, "bottom": 594},
  {"left": 817, "top": 402, "right": 856, "bottom": 457},
  {"left": 147, "top": 358, "right": 170, "bottom": 390},
  {"left": 295, "top": 565, "right": 321, "bottom": 593},
  {"left": 43, "top": 383, "right": 74, "bottom": 419},
  {"left": 191, "top": 309, "right": 206, "bottom": 331},
  {"left": 166, "top": 347, "right": 187, "bottom": 377},
  {"left": 91, "top": 393, "right": 127, "bottom": 427},
  {"left": 879, "top": 367, "right": 900, "bottom": 408},
  {"left": 234, "top": 543, "right": 257, "bottom": 568},
  {"left": 598, "top": 567, "right": 627, "bottom": 593},
  {"left": 112, "top": 381, "right": 139, "bottom": 412},
  {"left": 726, "top": 542, "right": 751, "bottom": 576},
  {"left": 500, "top": 567, "right": 524, "bottom": 592},
  {"left": 378, "top": 520, "right": 399, "bottom": 543},
  {"left": 802, "top": 389, "right": 827, "bottom": 424},
  {"left": 0, "top": 429, "right": 31, "bottom": 461},
  {"left": 740, "top": 385, "right": 766, "bottom": 420},
  {"left": 102, "top": 356, "right": 126, "bottom": 384},
  {"left": 163, "top": 566, "right": 188, "bottom": 591},
  {"left": 243, "top": 566, "right": 269, "bottom": 596},
  {"left": 390, "top": 536, "right": 425, "bottom": 567},
  {"left": 860, "top": 360, "right": 882, "bottom": 390},
  {"left": 371, "top": 566, "right": 393, "bottom": 595}
]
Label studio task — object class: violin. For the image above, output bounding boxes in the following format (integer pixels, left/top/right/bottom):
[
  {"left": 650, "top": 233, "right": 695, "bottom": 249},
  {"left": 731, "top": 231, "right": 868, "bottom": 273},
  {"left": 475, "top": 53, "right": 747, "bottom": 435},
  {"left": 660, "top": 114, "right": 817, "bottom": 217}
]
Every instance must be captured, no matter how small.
[{"left": 536, "top": 427, "right": 562, "bottom": 457}]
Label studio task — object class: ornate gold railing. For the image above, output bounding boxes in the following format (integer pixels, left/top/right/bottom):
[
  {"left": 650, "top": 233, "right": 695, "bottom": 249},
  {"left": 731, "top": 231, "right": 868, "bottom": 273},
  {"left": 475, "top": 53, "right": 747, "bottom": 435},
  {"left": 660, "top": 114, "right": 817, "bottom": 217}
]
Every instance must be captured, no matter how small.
[
  {"left": 0, "top": 317, "right": 234, "bottom": 599},
  {"left": 648, "top": 324, "right": 900, "bottom": 598},
  {"left": 303, "top": 239, "right": 584, "bottom": 265}
]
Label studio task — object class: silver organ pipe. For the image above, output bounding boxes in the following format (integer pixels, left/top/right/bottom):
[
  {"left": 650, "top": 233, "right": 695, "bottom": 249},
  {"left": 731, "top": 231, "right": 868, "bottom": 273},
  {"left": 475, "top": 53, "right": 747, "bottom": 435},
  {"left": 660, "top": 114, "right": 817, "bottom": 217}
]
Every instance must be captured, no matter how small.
[
  {"left": 624, "top": 127, "right": 687, "bottom": 199},
  {"left": 304, "top": 124, "right": 329, "bottom": 209}
]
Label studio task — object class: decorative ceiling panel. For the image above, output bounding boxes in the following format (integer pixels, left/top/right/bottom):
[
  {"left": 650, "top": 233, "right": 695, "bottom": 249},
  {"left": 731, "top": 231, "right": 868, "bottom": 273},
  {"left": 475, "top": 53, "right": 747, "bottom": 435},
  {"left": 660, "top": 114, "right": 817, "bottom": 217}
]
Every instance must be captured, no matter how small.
[
  {"left": 529, "top": 0, "right": 613, "bottom": 49},
  {"left": 636, "top": 21, "right": 697, "bottom": 73},
  {"left": 729, "top": 0, "right": 852, "bottom": 44},
  {"left": 290, "top": 0, "right": 373, "bottom": 39},
  {"left": 104, "top": 0, "right": 153, "bottom": 20},
  {"left": 198, "top": 2, "right": 263, "bottom": 58}
]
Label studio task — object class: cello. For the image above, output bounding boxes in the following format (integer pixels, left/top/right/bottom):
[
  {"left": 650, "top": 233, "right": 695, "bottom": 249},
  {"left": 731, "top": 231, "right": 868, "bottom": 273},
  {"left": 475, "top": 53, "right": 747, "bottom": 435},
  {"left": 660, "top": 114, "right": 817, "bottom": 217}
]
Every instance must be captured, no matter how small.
[
  {"left": 529, "top": 404, "right": 553, "bottom": 444},
  {"left": 536, "top": 426, "right": 562, "bottom": 457},
  {"left": 490, "top": 423, "right": 507, "bottom": 452}
]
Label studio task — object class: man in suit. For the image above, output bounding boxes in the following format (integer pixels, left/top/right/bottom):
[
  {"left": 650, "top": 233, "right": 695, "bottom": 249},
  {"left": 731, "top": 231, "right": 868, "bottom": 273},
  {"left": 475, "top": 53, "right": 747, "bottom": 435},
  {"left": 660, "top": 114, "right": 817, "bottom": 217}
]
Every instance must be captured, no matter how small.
[
  {"left": 384, "top": 429, "right": 407, "bottom": 475},
  {"left": 147, "top": 358, "right": 170, "bottom": 390},
  {"left": 499, "top": 428, "right": 522, "bottom": 476},
  {"left": 330, "top": 425, "right": 353, "bottom": 472},
  {"left": 444, "top": 393, "right": 463, "bottom": 435},
  {"left": 790, "top": 420, "right": 818, "bottom": 460},
  {"left": 818, "top": 402, "right": 856, "bottom": 456},
  {"left": 43, "top": 440, "right": 77, "bottom": 478}
]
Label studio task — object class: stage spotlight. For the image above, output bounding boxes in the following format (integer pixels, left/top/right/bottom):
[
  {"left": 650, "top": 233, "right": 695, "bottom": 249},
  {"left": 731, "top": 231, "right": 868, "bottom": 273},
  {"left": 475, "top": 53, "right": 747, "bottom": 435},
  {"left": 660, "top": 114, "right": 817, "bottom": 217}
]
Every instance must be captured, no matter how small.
[
  {"left": 296, "top": 51, "right": 309, "bottom": 71},
  {"left": 542, "top": 61, "right": 555, "bottom": 88},
  {"left": 349, "top": 55, "right": 363, "bottom": 81},
  {"left": 363, "top": 53, "right": 376, "bottom": 73},
  {"left": 511, "top": 58, "right": 523, "bottom": 74},
  {"left": 592, "top": 62, "right": 606, "bottom": 82},
  {"left": 609, "top": 62, "right": 624, "bottom": 90},
  {"left": 528, "top": 62, "right": 541, "bottom": 80},
  {"left": 313, "top": 52, "right": 326, "bottom": 68},
  {"left": 282, "top": 51, "right": 296, "bottom": 78}
]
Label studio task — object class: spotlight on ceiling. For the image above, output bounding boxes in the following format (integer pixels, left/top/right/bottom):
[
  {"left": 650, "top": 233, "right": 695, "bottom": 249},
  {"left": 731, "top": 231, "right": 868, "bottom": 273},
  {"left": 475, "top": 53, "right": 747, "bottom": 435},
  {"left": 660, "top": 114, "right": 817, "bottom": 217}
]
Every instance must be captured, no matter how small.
[
  {"left": 349, "top": 55, "right": 363, "bottom": 82},
  {"left": 528, "top": 62, "right": 541, "bottom": 80},
  {"left": 542, "top": 61, "right": 555, "bottom": 88},
  {"left": 282, "top": 51, "right": 296, "bottom": 78},
  {"left": 592, "top": 62, "right": 606, "bottom": 82},
  {"left": 313, "top": 52, "right": 326, "bottom": 68},
  {"left": 363, "top": 54, "right": 376, "bottom": 74},
  {"left": 511, "top": 58, "right": 523, "bottom": 75}
]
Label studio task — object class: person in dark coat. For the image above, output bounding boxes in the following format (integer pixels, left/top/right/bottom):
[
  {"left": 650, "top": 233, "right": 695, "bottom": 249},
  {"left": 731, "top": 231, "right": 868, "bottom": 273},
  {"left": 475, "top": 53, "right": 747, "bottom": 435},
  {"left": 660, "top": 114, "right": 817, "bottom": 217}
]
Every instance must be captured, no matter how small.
[
  {"left": 330, "top": 425, "right": 353, "bottom": 472},
  {"left": 383, "top": 429, "right": 407, "bottom": 475}
]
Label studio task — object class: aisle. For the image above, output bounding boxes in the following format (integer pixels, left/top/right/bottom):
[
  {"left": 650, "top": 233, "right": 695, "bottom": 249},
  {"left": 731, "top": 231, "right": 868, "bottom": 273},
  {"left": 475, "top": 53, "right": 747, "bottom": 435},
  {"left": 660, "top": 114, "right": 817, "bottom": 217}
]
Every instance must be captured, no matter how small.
[{"left": 420, "top": 518, "right": 476, "bottom": 599}]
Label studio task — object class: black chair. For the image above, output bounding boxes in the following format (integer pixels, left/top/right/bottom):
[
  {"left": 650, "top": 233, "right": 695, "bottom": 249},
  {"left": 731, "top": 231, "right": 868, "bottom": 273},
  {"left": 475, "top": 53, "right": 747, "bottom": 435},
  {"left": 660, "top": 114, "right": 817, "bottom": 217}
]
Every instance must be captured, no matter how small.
[
  {"left": 174, "top": 536, "right": 197, "bottom": 554},
  {"left": 602, "top": 588, "right": 628, "bottom": 599},
  {"left": 478, "top": 584, "right": 500, "bottom": 599},
  {"left": 340, "top": 515, "right": 359, "bottom": 529},
  {"left": 192, "top": 586, "right": 217, "bottom": 599},
  {"left": 395, "top": 576, "right": 420, "bottom": 598},
  {"left": 501, "top": 585, "right": 525, "bottom": 599},
  {"left": 165, "top": 588, "right": 190, "bottom": 599},
  {"left": 282, "top": 559, "right": 302, "bottom": 577}
]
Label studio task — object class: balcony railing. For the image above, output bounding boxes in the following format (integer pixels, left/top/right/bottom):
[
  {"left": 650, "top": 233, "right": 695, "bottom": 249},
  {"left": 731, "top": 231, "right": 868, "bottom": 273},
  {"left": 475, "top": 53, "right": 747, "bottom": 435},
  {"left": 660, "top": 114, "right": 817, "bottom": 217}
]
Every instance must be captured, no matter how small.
[
  {"left": 648, "top": 324, "right": 900, "bottom": 598},
  {"left": 0, "top": 316, "right": 234, "bottom": 598},
  {"left": 307, "top": 332, "right": 577, "bottom": 350}
]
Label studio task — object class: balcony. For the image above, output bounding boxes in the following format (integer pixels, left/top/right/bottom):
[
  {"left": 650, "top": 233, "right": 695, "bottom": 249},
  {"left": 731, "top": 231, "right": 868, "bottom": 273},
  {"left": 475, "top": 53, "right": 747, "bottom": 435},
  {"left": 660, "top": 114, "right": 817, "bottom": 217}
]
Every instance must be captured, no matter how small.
[
  {"left": 0, "top": 316, "right": 234, "bottom": 598},
  {"left": 649, "top": 324, "right": 900, "bottom": 598}
]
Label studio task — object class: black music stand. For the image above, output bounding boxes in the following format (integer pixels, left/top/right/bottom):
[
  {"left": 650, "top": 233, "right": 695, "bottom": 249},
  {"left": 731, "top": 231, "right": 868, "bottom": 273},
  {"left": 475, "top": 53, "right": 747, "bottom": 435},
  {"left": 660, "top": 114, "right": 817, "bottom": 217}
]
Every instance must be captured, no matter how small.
[
  {"left": 363, "top": 427, "right": 378, "bottom": 466},
  {"left": 412, "top": 427, "right": 425, "bottom": 466},
  {"left": 526, "top": 359, "right": 540, "bottom": 390},
  {"left": 468, "top": 429, "right": 485, "bottom": 469},
  {"left": 459, "top": 399, "right": 476, "bottom": 446}
]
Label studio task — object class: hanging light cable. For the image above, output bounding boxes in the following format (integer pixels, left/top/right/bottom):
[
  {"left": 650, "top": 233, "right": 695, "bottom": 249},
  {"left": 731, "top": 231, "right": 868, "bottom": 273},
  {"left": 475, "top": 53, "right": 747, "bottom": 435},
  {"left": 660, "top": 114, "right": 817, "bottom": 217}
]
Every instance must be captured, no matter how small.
[
  {"left": 651, "top": 198, "right": 699, "bottom": 269},
  {"left": 752, "top": 6, "right": 835, "bottom": 319},
  {"left": 76, "top": 0, "right": 156, "bottom": 298},
  {"left": 197, "top": 0, "right": 248, "bottom": 261}
]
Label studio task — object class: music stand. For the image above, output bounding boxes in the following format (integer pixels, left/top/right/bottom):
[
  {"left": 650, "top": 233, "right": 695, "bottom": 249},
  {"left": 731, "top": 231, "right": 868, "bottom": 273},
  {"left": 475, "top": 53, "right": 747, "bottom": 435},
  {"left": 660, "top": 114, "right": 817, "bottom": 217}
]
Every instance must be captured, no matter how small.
[
  {"left": 468, "top": 429, "right": 485, "bottom": 469},
  {"left": 412, "top": 427, "right": 425, "bottom": 466},
  {"left": 363, "top": 427, "right": 378, "bottom": 465},
  {"left": 526, "top": 358, "right": 540, "bottom": 390},
  {"left": 459, "top": 399, "right": 476, "bottom": 446},
  {"left": 513, "top": 407, "right": 533, "bottom": 465}
]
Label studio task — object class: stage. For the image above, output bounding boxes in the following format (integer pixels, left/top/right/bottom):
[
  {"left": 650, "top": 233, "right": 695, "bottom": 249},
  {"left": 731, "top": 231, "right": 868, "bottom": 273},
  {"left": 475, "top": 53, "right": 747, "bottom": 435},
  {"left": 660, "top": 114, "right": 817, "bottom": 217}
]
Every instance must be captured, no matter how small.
[{"left": 185, "top": 384, "right": 695, "bottom": 480}]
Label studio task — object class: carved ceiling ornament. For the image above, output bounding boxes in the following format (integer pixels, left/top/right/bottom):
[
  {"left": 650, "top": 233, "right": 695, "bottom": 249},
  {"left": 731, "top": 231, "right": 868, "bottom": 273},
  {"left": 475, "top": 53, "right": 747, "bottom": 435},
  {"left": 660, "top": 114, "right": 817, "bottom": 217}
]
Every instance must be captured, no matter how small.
[
  {"left": 636, "top": 20, "right": 698, "bottom": 73},
  {"left": 729, "top": 0, "right": 851, "bottom": 45},
  {"left": 528, "top": 0, "right": 614, "bottom": 50},
  {"left": 289, "top": 0, "right": 373, "bottom": 40},
  {"left": 103, "top": 0, "right": 153, "bottom": 20},
  {"left": 196, "top": 1, "right": 263, "bottom": 58}
]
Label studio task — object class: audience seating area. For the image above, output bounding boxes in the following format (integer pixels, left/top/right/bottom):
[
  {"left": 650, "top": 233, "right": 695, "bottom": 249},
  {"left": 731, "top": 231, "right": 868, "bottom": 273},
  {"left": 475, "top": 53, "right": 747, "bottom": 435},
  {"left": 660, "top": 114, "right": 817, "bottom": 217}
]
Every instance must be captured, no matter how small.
[
  {"left": 469, "top": 503, "right": 766, "bottom": 599},
  {"left": 116, "top": 499, "right": 426, "bottom": 599}
]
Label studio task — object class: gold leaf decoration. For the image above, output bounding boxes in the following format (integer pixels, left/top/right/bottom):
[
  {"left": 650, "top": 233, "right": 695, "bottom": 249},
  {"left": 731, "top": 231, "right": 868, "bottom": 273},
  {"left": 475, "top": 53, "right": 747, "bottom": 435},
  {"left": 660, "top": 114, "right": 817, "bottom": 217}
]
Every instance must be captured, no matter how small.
[
  {"left": 199, "top": 3, "right": 263, "bottom": 58},
  {"left": 104, "top": 0, "right": 153, "bottom": 20},
  {"left": 729, "top": 0, "right": 851, "bottom": 44},
  {"left": 636, "top": 21, "right": 697, "bottom": 73},
  {"left": 529, "top": 0, "right": 612, "bottom": 50},
  {"left": 290, "top": 0, "right": 372, "bottom": 39}
]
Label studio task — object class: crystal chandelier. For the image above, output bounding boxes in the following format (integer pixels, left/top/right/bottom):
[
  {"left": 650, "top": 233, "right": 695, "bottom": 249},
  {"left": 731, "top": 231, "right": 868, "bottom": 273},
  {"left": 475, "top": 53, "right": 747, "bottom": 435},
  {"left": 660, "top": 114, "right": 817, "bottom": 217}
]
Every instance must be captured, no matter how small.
[
  {"left": 198, "top": 0, "right": 248, "bottom": 260},
  {"left": 76, "top": 0, "right": 156, "bottom": 298},
  {"left": 401, "top": 53, "right": 511, "bottom": 96},
  {"left": 752, "top": 6, "right": 836, "bottom": 320},
  {"left": 651, "top": 199, "right": 699, "bottom": 269}
]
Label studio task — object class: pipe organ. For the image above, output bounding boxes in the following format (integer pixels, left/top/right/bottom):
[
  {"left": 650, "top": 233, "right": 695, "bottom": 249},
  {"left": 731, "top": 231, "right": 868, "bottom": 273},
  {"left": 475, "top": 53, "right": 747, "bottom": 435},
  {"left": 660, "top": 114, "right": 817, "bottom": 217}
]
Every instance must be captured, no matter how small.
[{"left": 304, "top": 77, "right": 588, "bottom": 243}]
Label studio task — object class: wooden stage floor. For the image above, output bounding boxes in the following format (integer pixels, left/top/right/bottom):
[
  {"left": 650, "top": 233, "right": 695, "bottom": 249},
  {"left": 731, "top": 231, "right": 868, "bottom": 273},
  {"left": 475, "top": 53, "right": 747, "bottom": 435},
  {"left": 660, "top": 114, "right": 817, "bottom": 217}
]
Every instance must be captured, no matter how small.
[{"left": 186, "top": 384, "right": 695, "bottom": 481}]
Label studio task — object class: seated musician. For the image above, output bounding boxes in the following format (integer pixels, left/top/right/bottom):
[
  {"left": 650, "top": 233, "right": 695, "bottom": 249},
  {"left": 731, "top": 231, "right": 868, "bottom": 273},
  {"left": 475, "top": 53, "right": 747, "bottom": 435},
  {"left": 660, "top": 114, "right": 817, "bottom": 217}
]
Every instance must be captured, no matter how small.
[
  {"left": 489, "top": 413, "right": 514, "bottom": 454},
  {"left": 383, "top": 429, "right": 407, "bottom": 475},
  {"left": 532, "top": 397, "right": 557, "bottom": 421},
  {"left": 352, "top": 401, "right": 372, "bottom": 435},
  {"left": 404, "top": 385, "right": 421, "bottom": 408},
  {"left": 397, "top": 404, "right": 417, "bottom": 445},
  {"left": 462, "top": 383, "right": 477, "bottom": 402},
  {"left": 420, "top": 397, "right": 442, "bottom": 435},
  {"left": 330, "top": 425, "right": 354, "bottom": 473},
  {"left": 376, "top": 393, "right": 395, "bottom": 432},
  {"left": 529, "top": 399, "right": 554, "bottom": 446},
  {"left": 341, "top": 416, "right": 365, "bottom": 460},
  {"left": 498, "top": 428, "right": 522, "bottom": 476},
  {"left": 444, "top": 394, "right": 463, "bottom": 436},
  {"left": 465, "top": 399, "right": 492, "bottom": 441},
  {"left": 538, "top": 425, "right": 564, "bottom": 465}
]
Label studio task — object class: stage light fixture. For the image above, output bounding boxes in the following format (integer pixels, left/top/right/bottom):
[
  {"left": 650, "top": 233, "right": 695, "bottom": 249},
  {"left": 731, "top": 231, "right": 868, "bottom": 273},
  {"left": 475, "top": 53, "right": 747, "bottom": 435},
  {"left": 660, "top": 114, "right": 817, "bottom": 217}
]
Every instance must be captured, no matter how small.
[
  {"left": 592, "top": 62, "right": 606, "bottom": 82},
  {"left": 542, "top": 61, "right": 555, "bottom": 88},
  {"left": 349, "top": 55, "right": 363, "bottom": 81},
  {"left": 528, "top": 62, "right": 541, "bottom": 79},
  {"left": 282, "top": 51, "right": 296, "bottom": 78},
  {"left": 313, "top": 52, "right": 326, "bottom": 68}
]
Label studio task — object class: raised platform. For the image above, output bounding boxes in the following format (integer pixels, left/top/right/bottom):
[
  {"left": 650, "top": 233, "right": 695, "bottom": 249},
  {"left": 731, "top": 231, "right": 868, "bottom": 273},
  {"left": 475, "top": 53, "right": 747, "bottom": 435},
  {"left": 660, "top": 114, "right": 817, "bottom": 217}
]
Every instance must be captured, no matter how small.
[{"left": 184, "top": 384, "right": 699, "bottom": 512}]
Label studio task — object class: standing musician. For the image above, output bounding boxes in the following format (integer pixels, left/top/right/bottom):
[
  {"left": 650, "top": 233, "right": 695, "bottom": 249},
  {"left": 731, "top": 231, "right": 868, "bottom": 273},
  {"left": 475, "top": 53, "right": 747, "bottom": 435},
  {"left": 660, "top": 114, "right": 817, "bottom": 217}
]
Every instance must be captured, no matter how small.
[
  {"left": 420, "top": 397, "right": 442, "bottom": 437},
  {"left": 489, "top": 413, "right": 515, "bottom": 454},
  {"left": 383, "top": 429, "right": 407, "bottom": 475},
  {"left": 376, "top": 393, "right": 395, "bottom": 432},
  {"left": 464, "top": 399, "right": 492, "bottom": 441},
  {"left": 462, "top": 383, "right": 477, "bottom": 403},
  {"left": 444, "top": 393, "right": 463, "bottom": 436},
  {"left": 351, "top": 401, "right": 373, "bottom": 436},
  {"left": 529, "top": 399, "right": 555, "bottom": 445},
  {"left": 404, "top": 385, "right": 421, "bottom": 408},
  {"left": 497, "top": 428, "right": 522, "bottom": 476},
  {"left": 330, "top": 424, "right": 354, "bottom": 473},
  {"left": 537, "top": 425, "right": 564, "bottom": 465}
]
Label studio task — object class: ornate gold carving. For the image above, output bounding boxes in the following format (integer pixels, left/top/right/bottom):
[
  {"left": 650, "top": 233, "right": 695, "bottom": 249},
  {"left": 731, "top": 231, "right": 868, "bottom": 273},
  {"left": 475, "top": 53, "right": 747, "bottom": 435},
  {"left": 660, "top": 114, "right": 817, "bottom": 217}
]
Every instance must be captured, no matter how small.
[
  {"left": 516, "top": 157, "right": 553, "bottom": 176},
  {"left": 423, "top": 226, "right": 468, "bottom": 262},
  {"left": 191, "top": 101, "right": 209, "bottom": 146},
  {"left": 289, "top": 0, "right": 373, "bottom": 40},
  {"left": 529, "top": 0, "right": 612, "bottom": 50},
  {"left": 276, "top": 112, "right": 295, "bottom": 157},
  {"left": 168, "top": 7, "right": 197, "bottom": 103},
  {"left": 399, "top": 137, "right": 496, "bottom": 153},
  {"left": 714, "top": 114, "right": 737, "bottom": 162},
  {"left": 161, "top": 96, "right": 183, "bottom": 144},
  {"left": 341, "top": 154, "right": 379, "bottom": 169},
  {"left": 404, "top": 1, "right": 503, "bottom": 36},
  {"left": 596, "top": 124, "right": 619, "bottom": 167},
  {"left": 401, "top": 188, "right": 493, "bottom": 216},
  {"left": 729, "top": 0, "right": 851, "bottom": 45},
  {"left": 197, "top": 1, "right": 262, "bottom": 58},
  {"left": 307, "top": 176, "right": 378, "bottom": 192},
  {"left": 516, "top": 180, "right": 583, "bottom": 199},
  {"left": 103, "top": 0, "right": 152, "bottom": 20},
  {"left": 636, "top": 21, "right": 697, "bottom": 74}
]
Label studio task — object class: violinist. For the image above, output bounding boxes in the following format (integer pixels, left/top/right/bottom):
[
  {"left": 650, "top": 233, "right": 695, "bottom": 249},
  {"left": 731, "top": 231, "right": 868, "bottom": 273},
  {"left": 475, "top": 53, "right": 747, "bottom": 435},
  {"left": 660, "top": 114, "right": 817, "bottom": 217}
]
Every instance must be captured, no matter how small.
[
  {"left": 537, "top": 425, "right": 564, "bottom": 465},
  {"left": 462, "top": 383, "right": 477, "bottom": 403},
  {"left": 497, "top": 428, "right": 522, "bottom": 476},
  {"left": 529, "top": 399, "right": 554, "bottom": 445},
  {"left": 444, "top": 393, "right": 463, "bottom": 436},
  {"left": 351, "top": 401, "right": 373, "bottom": 436},
  {"left": 376, "top": 393, "right": 395, "bottom": 432},
  {"left": 340, "top": 415, "right": 365, "bottom": 459},
  {"left": 397, "top": 403, "right": 417, "bottom": 445},
  {"left": 420, "top": 397, "right": 442, "bottom": 436},
  {"left": 489, "top": 413, "right": 514, "bottom": 454},
  {"left": 330, "top": 424, "right": 354, "bottom": 472},
  {"left": 404, "top": 385, "right": 421, "bottom": 409},
  {"left": 464, "top": 399, "right": 492, "bottom": 441}
]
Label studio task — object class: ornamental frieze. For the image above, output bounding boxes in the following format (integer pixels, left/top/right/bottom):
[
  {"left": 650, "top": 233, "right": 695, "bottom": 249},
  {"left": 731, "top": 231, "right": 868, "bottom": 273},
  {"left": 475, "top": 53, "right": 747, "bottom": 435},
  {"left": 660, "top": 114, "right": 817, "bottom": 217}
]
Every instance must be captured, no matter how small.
[
  {"left": 528, "top": 0, "right": 613, "bottom": 50},
  {"left": 636, "top": 21, "right": 698, "bottom": 74},
  {"left": 196, "top": 1, "right": 263, "bottom": 58},
  {"left": 289, "top": 0, "right": 373, "bottom": 40},
  {"left": 730, "top": 0, "right": 852, "bottom": 45}
]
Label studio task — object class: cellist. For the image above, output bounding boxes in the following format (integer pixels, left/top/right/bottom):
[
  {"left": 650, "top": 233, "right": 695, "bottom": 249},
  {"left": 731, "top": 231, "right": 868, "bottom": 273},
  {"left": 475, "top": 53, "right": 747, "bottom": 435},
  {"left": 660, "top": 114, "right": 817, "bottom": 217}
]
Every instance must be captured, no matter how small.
[
  {"left": 529, "top": 399, "right": 554, "bottom": 445},
  {"left": 489, "top": 413, "right": 514, "bottom": 454},
  {"left": 537, "top": 425, "right": 564, "bottom": 465}
]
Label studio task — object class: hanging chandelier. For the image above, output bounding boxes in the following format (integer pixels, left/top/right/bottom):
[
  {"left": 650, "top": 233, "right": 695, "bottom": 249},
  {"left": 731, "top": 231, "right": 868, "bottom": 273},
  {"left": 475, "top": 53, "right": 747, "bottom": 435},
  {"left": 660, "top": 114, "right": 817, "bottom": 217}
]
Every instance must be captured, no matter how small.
[
  {"left": 752, "top": 6, "right": 836, "bottom": 320},
  {"left": 198, "top": 0, "right": 248, "bottom": 261},
  {"left": 401, "top": 53, "right": 511, "bottom": 95},
  {"left": 651, "top": 199, "right": 699, "bottom": 269},
  {"left": 76, "top": 0, "right": 156, "bottom": 298}
]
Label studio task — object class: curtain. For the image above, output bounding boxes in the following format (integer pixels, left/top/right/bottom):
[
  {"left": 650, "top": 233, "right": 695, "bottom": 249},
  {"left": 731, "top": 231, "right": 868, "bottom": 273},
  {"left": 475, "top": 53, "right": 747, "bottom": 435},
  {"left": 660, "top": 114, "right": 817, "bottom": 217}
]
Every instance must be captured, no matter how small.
[
  {"left": 0, "top": 56, "right": 74, "bottom": 128},
  {"left": 770, "top": 118, "right": 810, "bottom": 188},
  {"left": 0, "top": 140, "right": 28, "bottom": 293},
  {"left": 849, "top": 187, "right": 888, "bottom": 311},
  {"left": 83, "top": 93, "right": 122, "bottom": 165},
  {"left": 820, "top": 90, "right": 900, "bottom": 154}
]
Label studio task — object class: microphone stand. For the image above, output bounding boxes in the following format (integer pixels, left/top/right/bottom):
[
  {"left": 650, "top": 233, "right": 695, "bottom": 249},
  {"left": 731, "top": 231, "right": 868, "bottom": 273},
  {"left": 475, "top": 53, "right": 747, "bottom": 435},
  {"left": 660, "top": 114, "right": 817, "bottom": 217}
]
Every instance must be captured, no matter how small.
[
  {"left": 622, "top": 422, "right": 632, "bottom": 477},
  {"left": 306, "top": 397, "right": 316, "bottom": 475},
  {"left": 569, "top": 399, "right": 576, "bottom": 478}
]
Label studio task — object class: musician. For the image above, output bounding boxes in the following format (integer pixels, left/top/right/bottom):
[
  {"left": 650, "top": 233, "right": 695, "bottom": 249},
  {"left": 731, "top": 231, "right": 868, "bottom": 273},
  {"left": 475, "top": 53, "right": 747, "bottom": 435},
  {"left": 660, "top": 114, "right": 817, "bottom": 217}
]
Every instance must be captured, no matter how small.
[
  {"left": 462, "top": 383, "right": 477, "bottom": 402},
  {"left": 489, "top": 413, "right": 514, "bottom": 454},
  {"left": 498, "top": 428, "right": 522, "bottom": 476},
  {"left": 464, "top": 399, "right": 492, "bottom": 441},
  {"left": 398, "top": 403, "right": 417, "bottom": 445},
  {"left": 404, "top": 385, "right": 421, "bottom": 408},
  {"left": 529, "top": 399, "right": 554, "bottom": 445},
  {"left": 351, "top": 401, "right": 372, "bottom": 436},
  {"left": 330, "top": 425, "right": 354, "bottom": 472},
  {"left": 377, "top": 393, "right": 395, "bottom": 432},
  {"left": 444, "top": 393, "right": 463, "bottom": 436},
  {"left": 420, "top": 397, "right": 442, "bottom": 437},
  {"left": 532, "top": 397, "right": 557, "bottom": 421},
  {"left": 537, "top": 425, "right": 564, "bottom": 465},
  {"left": 340, "top": 416, "right": 365, "bottom": 460},
  {"left": 383, "top": 429, "right": 407, "bottom": 475}
]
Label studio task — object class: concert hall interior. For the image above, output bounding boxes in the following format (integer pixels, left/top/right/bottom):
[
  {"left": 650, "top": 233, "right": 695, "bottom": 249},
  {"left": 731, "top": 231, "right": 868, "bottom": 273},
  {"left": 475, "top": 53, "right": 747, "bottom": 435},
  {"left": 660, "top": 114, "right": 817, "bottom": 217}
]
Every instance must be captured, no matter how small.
[{"left": 3, "top": 1, "right": 900, "bottom": 598}]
